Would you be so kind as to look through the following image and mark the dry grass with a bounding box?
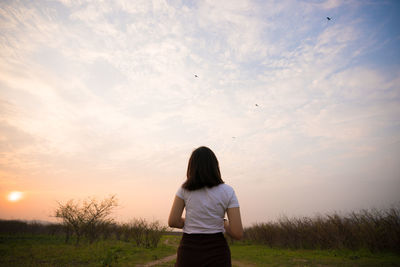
[243,207,400,253]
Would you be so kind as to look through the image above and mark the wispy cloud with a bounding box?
[0,0,399,223]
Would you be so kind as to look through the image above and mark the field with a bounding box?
[230,243,400,267]
[1,207,399,266]
[1,233,400,266]
[0,233,179,266]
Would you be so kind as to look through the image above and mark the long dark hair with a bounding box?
[182,146,224,191]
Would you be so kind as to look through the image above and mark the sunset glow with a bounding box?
[7,191,23,202]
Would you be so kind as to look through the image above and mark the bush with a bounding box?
[54,195,118,245]
[243,207,400,253]
[118,218,167,248]
[0,219,64,236]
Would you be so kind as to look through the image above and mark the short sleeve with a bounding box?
[227,188,240,208]
[176,187,185,200]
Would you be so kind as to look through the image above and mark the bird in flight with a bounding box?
[255,104,259,107]
[194,74,198,78]
[326,17,332,21]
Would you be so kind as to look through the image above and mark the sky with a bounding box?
[0,0,399,227]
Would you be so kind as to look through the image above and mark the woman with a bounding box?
[168,146,243,267]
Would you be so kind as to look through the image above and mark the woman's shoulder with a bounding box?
[216,183,235,193]
[176,186,188,199]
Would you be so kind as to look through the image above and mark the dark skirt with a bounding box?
[175,233,231,267]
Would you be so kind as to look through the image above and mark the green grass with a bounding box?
[230,242,400,267]
[0,234,177,266]
[2,234,400,267]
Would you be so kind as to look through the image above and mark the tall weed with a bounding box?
[243,207,400,253]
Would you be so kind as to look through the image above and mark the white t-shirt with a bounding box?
[176,183,240,234]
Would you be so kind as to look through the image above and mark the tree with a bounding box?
[55,195,118,245]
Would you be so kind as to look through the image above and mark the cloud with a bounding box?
[0,0,399,223]
[318,0,343,10]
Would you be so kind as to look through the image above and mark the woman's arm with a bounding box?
[224,207,243,240]
[168,196,185,229]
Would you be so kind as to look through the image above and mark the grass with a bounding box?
[0,234,177,266]
[243,207,400,252]
[230,242,400,267]
[1,234,400,266]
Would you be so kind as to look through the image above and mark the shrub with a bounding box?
[243,207,400,253]
[54,195,118,245]
[123,218,167,248]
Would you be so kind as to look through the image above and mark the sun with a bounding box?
[7,191,24,202]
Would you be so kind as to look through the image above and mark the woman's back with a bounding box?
[177,184,239,234]
[168,146,243,267]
